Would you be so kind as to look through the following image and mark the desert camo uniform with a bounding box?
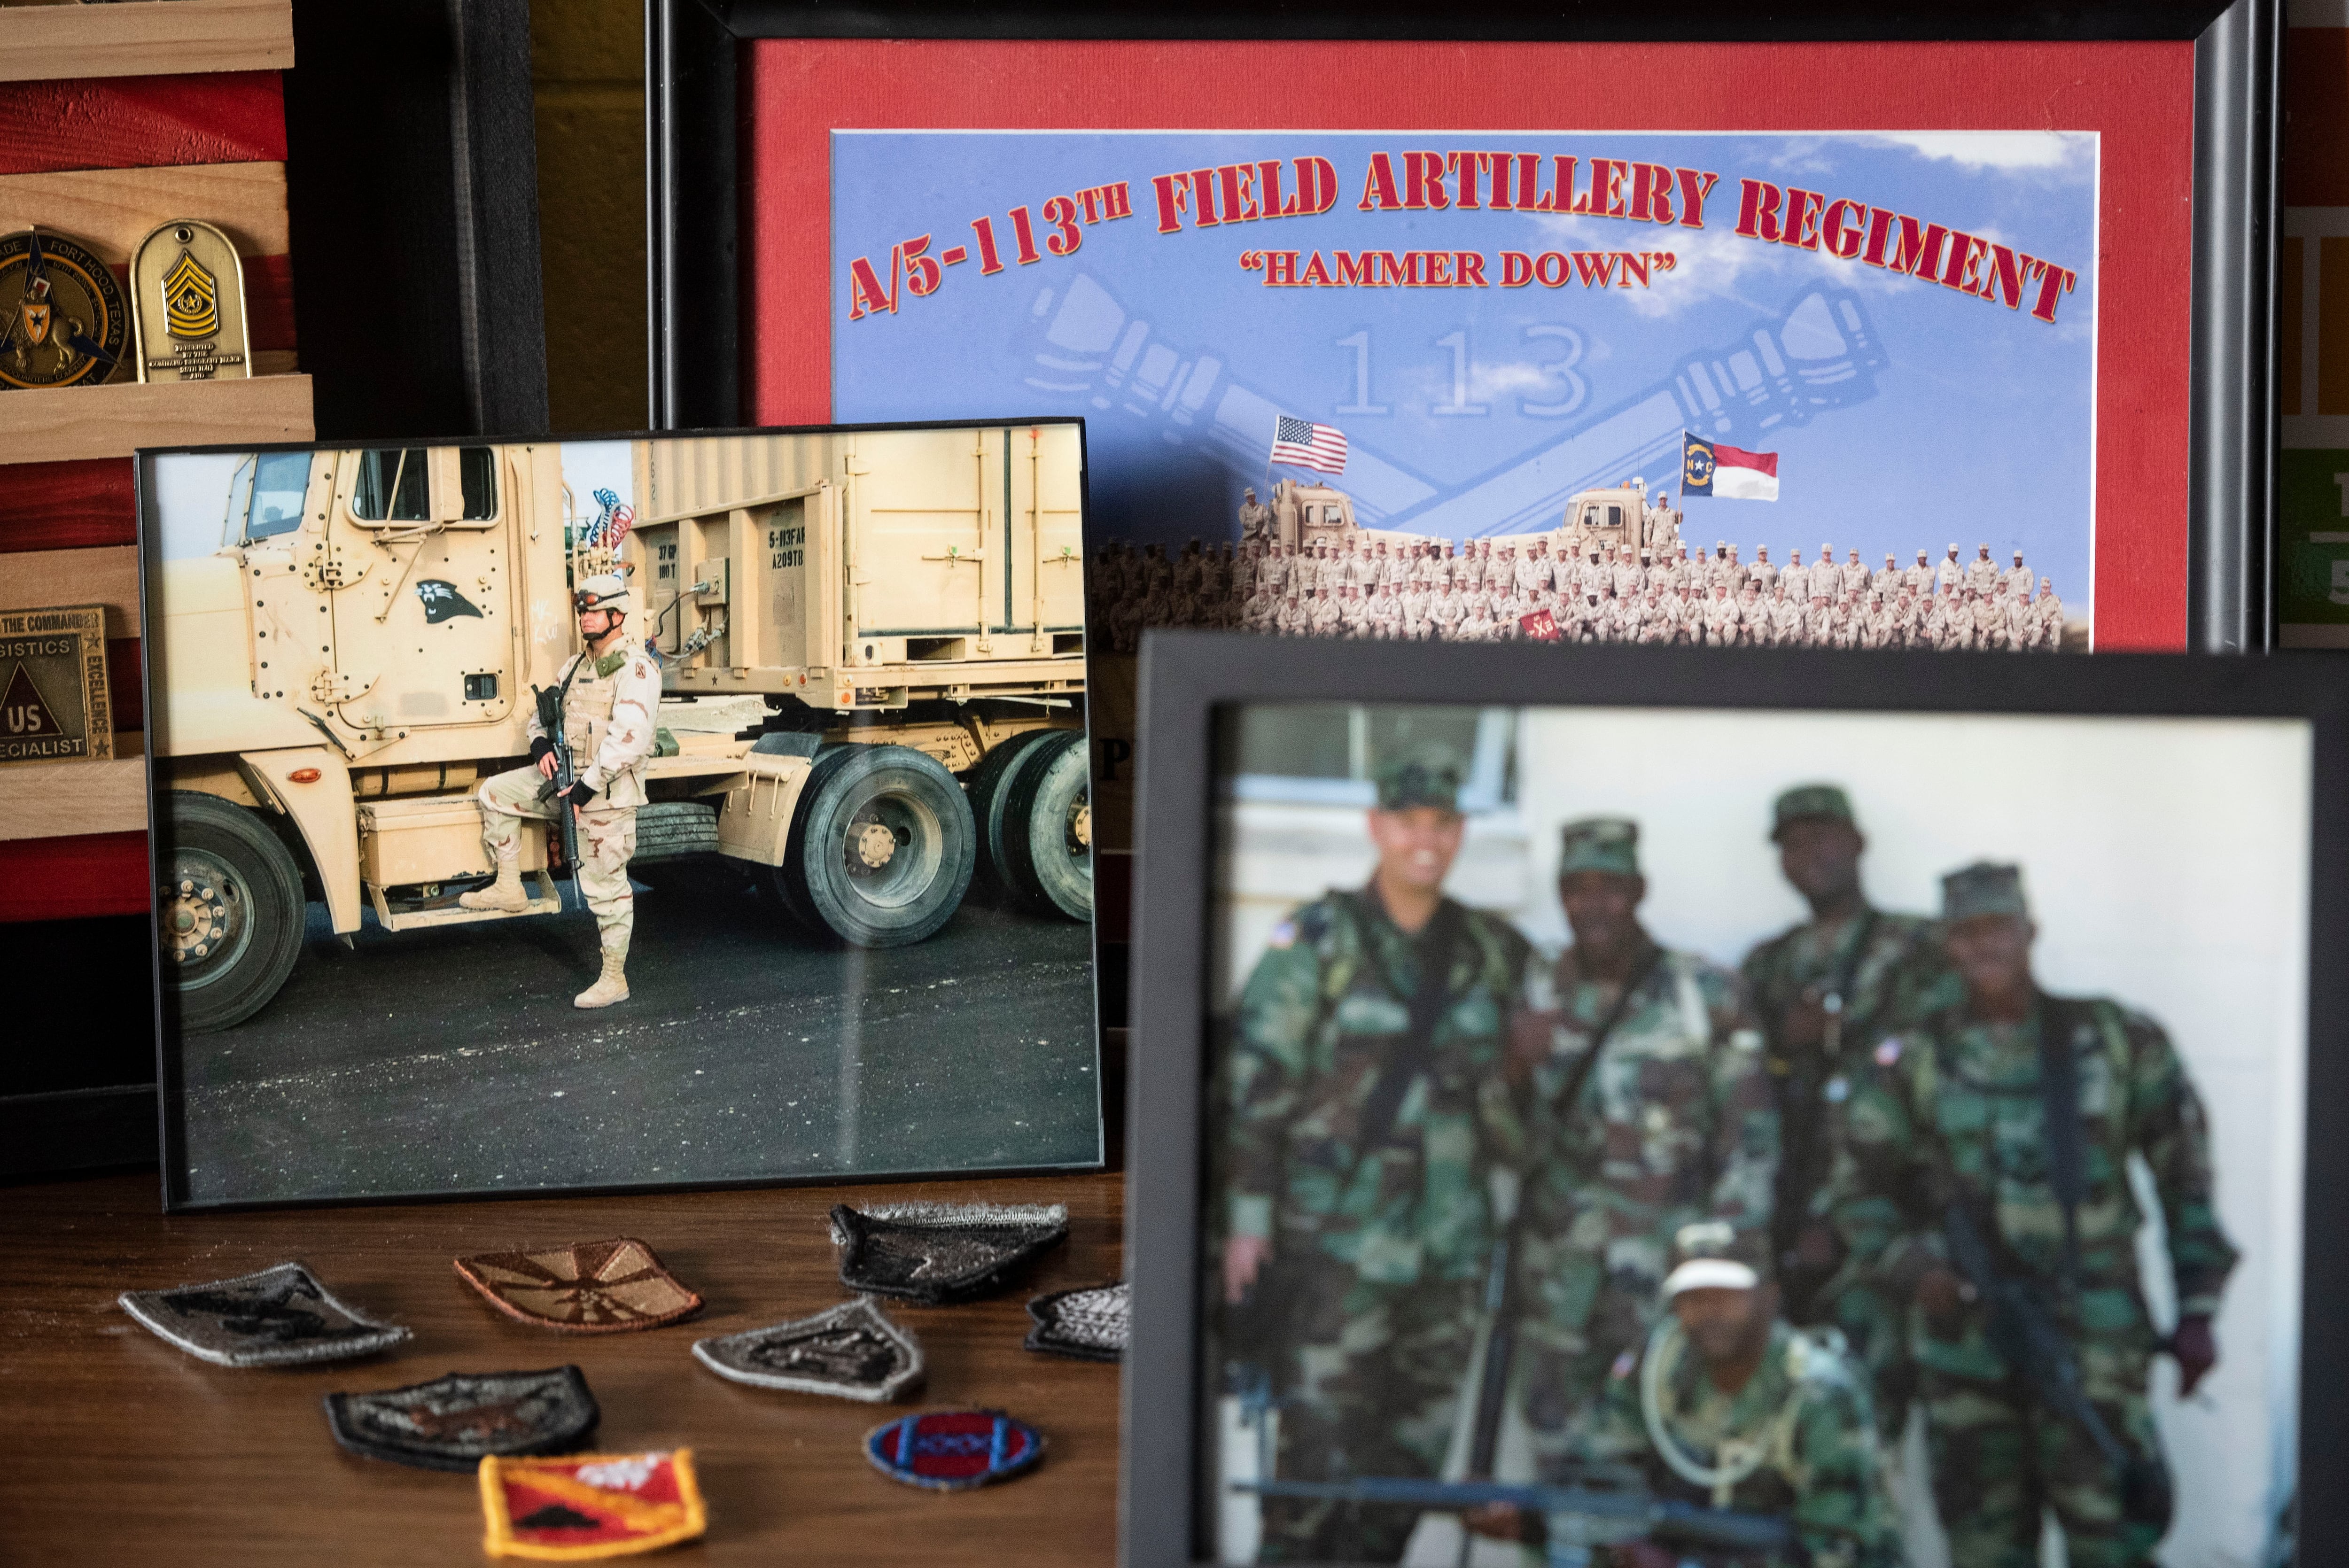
[464,574,657,1006]
[1739,786,1960,1438]
[1225,752,1532,1562]
[1579,1317,1898,1568]
[1496,820,1780,1474]
[1827,863,2237,1568]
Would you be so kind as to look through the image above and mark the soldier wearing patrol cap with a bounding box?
[1497,817,1779,1485]
[1470,1220,1898,1568]
[1828,862,2236,1568]
[1224,744,1532,1562]
[1739,785,1957,1444]
[459,573,659,1008]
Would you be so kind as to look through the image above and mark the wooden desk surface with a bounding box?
[0,1168,1125,1565]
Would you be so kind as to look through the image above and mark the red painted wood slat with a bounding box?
[0,831,149,923]
[0,72,284,178]
[0,457,134,553]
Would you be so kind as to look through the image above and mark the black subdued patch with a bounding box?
[828,1202,1068,1305]
[119,1262,409,1367]
[324,1366,599,1472]
[692,1298,923,1402]
[416,580,483,623]
[1023,1281,1128,1362]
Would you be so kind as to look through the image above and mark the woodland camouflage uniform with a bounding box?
[1739,784,1960,1435]
[1579,1319,1900,1568]
[1223,752,1532,1562]
[1497,820,1780,1476]
[1827,863,2237,1568]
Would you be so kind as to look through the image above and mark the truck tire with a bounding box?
[780,744,975,947]
[999,730,1092,921]
[964,728,1060,902]
[158,790,308,1034]
[630,800,721,863]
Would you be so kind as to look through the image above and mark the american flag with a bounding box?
[1269,415,1347,475]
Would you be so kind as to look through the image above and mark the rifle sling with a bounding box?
[2036,995,2091,1294]
[1347,893,1468,1163]
[1467,944,1667,1478]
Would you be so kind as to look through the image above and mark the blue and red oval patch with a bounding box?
[864,1410,1045,1490]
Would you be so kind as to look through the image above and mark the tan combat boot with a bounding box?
[574,950,630,1009]
[458,860,530,912]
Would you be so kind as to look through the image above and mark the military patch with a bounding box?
[119,1261,409,1367]
[691,1298,924,1402]
[829,1202,1068,1305]
[864,1411,1045,1491]
[325,1366,599,1472]
[1023,1281,1128,1362]
[479,1449,705,1560]
[454,1239,703,1334]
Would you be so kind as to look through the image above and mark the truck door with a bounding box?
[321,445,519,735]
[1003,424,1084,652]
[842,427,997,653]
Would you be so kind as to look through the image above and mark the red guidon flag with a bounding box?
[1518,608,1562,642]
[480,1449,706,1560]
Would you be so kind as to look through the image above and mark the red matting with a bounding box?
[0,832,148,923]
[743,39,2195,650]
[0,72,285,176]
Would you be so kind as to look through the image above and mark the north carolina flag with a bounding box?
[1681,433,1780,501]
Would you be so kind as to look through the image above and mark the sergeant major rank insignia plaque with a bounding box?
[132,219,249,383]
[0,228,127,390]
[0,605,111,766]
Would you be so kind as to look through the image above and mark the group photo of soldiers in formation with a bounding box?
[1094,513,2072,655]
[1218,754,2232,1568]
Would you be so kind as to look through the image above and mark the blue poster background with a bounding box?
[832,131,2097,610]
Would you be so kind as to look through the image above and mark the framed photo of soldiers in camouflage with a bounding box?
[138,420,1104,1208]
[1122,632,2346,1568]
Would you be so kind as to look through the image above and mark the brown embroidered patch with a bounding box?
[454,1238,703,1334]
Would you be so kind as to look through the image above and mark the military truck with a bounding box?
[151,422,1089,1032]
[1260,475,1679,560]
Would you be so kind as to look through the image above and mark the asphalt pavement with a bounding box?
[169,877,1103,1206]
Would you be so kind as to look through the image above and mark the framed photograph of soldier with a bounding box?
[1120,631,2345,1568]
[136,419,1104,1209]
[648,0,2281,1032]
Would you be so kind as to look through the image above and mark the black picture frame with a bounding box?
[1120,629,2343,1567]
[136,415,1104,1212]
[647,0,2279,654]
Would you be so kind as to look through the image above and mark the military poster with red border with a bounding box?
[738,39,2200,897]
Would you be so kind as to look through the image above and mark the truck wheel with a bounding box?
[158,790,308,1033]
[1000,730,1092,921]
[782,744,975,947]
[964,728,1060,901]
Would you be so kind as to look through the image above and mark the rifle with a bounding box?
[1940,1198,2173,1528]
[532,658,584,875]
[1233,1477,1792,1556]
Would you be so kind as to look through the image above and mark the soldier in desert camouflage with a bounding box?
[458,574,655,1009]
